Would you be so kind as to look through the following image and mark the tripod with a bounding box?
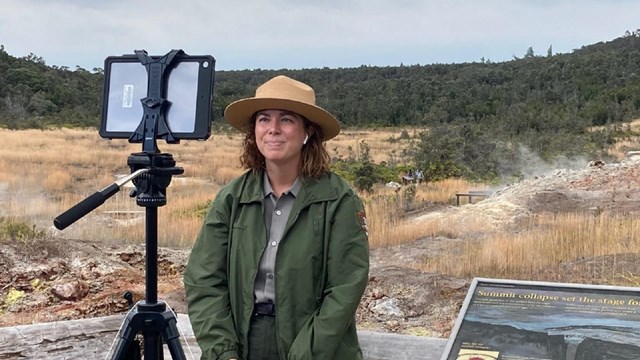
[53,49,213,359]
[108,152,187,360]
[53,151,189,359]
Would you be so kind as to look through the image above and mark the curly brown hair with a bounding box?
[239,116,332,178]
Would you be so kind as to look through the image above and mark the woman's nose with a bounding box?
[267,119,281,133]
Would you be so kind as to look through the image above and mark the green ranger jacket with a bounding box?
[184,170,370,360]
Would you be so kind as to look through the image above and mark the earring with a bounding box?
[303,134,309,145]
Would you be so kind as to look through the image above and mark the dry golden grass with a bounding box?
[607,138,640,161]
[362,179,484,248]
[0,128,236,246]
[591,118,640,160]
[3,127,636,284]
[0,128,432,248]
[420,212,640,282]
[329,128,418,163]
[44,170,73,192]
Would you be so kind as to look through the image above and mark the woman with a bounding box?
[184,75,370,360]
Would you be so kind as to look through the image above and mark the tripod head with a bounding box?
[128,152,183,208]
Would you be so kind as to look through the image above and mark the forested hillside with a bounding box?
[2,33,640,181]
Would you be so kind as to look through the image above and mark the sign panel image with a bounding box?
[441,278,640,360]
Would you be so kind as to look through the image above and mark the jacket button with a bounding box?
[271,241,277,246]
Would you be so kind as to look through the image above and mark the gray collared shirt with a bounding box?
[253,174,302,304]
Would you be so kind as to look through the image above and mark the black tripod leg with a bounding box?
[111,338,141,360]
[111,318,142,360]
[162,313,187,360]
[143,331,164,360]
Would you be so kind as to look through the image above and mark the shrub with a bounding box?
[0,218,46,243]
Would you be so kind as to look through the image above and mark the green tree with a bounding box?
[410,125,465,181]
[525,47,535,58]
[353,141,375,193]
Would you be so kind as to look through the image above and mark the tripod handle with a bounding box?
[54,183,120,230]
[54,169,149,230]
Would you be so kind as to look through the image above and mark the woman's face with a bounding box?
[254,109,307,169]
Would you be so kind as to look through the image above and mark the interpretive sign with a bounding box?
[441,278,640,360]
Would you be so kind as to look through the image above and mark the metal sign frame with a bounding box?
[441,278,640,360]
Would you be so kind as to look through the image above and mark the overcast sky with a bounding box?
[1,0,639,71]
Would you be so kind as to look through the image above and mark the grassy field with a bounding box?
[420,212,640,283]
[0,127,479,248]
[2,127,639,284]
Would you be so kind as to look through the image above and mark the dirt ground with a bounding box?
[2,153,640,339]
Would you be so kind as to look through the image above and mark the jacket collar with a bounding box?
[239,169,338,206]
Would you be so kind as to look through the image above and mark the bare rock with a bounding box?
[51,280,90,301]
[372,298,404,317]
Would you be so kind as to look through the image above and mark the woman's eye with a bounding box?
[282,117,294,123]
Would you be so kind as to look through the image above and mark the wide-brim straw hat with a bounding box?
[224,75,340,140]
